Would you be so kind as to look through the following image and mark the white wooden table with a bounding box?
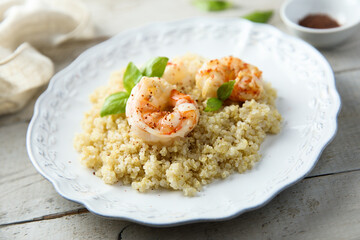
[1,0,360,239]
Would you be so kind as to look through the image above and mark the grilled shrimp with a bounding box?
[126,77,199,144]
[162,54,207,86]
[195,56,263,102]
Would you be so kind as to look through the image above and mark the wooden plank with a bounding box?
[2,170,360,240]
[0,123,82,225]
[0,213,128,240]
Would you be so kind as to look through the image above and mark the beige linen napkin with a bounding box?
[0,0,94,115]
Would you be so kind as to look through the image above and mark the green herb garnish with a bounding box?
[204,98,223,112]
[204,80,235,112]
[217,80,236,101]
[192,0,232,12]
[100,56,169,117]
[141,57,169,77]
[100,92,130,117]
[123,62,143,93]
[242,10,273,23]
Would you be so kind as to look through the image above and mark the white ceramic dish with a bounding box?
[280,0,360,48]
[27,18,340,226]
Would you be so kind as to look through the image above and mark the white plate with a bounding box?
[27,18,340,226]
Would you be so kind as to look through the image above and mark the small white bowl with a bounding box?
[280,0,360,48]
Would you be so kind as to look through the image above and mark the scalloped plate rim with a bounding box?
[26,17,341,226]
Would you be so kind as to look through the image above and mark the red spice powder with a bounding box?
[299,14,340,29]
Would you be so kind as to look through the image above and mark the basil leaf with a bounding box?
[123,62,143,93]
[192,0,232,11]
[242,10,273,23]
[100,91,130,117]
[204,98,223,112]
[217,80,235,101]
[141,57,169,78]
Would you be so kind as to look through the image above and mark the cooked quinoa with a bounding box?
[74,54,282,196]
